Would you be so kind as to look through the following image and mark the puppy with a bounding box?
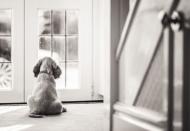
[27,57,66,118]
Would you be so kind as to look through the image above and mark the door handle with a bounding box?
[159,11,184,31]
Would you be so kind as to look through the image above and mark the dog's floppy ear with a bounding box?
[33,59,42,77]
[52,62,62,79]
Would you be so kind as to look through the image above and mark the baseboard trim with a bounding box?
[113,112,165,131]
[113,102,166,129]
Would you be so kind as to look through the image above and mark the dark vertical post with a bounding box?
[182,28,190,131]
[167,27,174,131]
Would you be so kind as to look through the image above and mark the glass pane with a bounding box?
[0,10,11,35]
[66,10,78,35]
[38,36,51,59]
[52,10,65,35]
[66,36,78,61]
[55,62,65,89]
[66,62,79,89]
[52,36,65,62]
[0,37,11,62]
[118,2,163,105]
[0,63,11,89]
[38,10,51,35]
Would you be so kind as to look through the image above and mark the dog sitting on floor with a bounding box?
[27,57,66,118]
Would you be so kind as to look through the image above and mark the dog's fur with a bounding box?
[27,57,66,117]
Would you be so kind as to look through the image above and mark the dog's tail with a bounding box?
[29,113,44,118]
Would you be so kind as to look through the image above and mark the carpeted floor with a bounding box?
[0,103,104,131]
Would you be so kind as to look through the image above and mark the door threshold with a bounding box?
[0,100,103,105]
[62,100,103,104]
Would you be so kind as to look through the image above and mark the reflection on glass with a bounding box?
[52,10,65,35]
[0,10,11,35]
[55,62,65,89]
[66,36,78,60]
[66,62,79,88]
[66,10,78,35]
[0,37,11,62]
[38,36,51,58]
[52,36,65,62]
[0,63,11,89]
[38,10,51,35]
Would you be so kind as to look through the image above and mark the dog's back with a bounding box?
[28,57,65,117]
[29,74,58,114]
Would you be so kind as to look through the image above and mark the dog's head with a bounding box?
[33,57,62,79]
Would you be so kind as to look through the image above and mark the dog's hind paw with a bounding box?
[29,113,44,118]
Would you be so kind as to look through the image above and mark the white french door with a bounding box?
[0,0,24,103]
[25,0,93,101]
[0,0,93,103]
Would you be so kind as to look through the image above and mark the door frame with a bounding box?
[0,0,24,103]
[102,0,120,130]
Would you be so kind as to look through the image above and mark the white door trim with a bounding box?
[0,0,24,103]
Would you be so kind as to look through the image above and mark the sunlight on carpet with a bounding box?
[0,106,24,115]
[0,124,33,131]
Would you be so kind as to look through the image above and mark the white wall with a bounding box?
[92,0,107,97]
[92,1,135,131]
[92,0,128,98]
[92,0,121,130]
